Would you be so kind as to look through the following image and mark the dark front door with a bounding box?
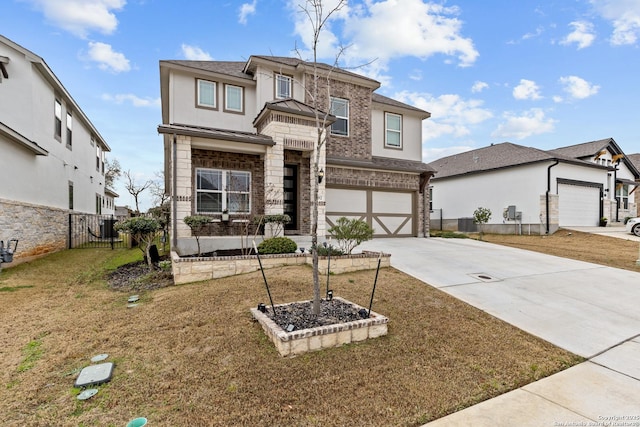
[284,165,298,231]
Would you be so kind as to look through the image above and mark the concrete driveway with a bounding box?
[358,237,640,426]
[564,224,640,242]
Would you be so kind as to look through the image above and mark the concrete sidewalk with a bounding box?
[359,238,640,426]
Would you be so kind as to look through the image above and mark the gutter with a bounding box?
[546,160,559,234]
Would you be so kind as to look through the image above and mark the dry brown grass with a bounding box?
[0,243,583,426]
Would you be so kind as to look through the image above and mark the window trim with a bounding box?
[275,73,293,99]
[54,98,62,141]
[195,168,252,214]
[330,97,349,137]
[224,83,244,114]
[384,111,403,149]
[66,110,73,149]
[196,78,217,110]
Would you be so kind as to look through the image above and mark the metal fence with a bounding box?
[68,214,129,249]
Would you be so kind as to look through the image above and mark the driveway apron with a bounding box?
[359,237,640,426]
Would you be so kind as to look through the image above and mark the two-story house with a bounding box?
[0,35,111,262]
[158,56,434,255]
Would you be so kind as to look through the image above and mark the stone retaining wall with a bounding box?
[0,198,68,262]
[171,250,391,285]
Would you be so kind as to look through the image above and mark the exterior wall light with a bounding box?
[318,168,325,183]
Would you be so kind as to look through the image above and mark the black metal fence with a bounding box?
[68,214,129,249]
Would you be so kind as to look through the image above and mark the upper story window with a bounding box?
[385,112,402,148]
[224,84,244,113]
[197,79,217,108]
[66,111,73,149]
[54,99,62,140]
[96,146,101,172]
[275,74,292,99]
[196,168,251,214]
[330,97,349,136]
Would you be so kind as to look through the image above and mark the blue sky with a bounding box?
[4,0,640,211]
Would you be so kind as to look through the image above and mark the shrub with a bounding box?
[184,215,212,256]
[115,217,160,269]
[257,237,297,254]
[312,244,345,256]
[328,217,374,254]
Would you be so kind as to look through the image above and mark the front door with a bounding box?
[284,165,298,231]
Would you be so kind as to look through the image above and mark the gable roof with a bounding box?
[372,93,431,118]
[0,35,110,151]
[429,142,605,180]
[551,137,640,179]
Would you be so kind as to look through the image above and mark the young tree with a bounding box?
[183,215,211,256]
[115,217,160,270]
[473,207,492,240]
[123,169,152,214]
[298,0,348,315]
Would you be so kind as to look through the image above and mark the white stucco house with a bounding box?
[0,35,112,261]
[428,139,640,235]
[158,56,435,255]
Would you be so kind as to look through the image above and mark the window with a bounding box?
[96,146,101,171]
[196,168,251,214]
[330,97,349,136]
[275,74,292,99]
[66,111,73,148]
[617,184,629,209]
[68,181,74,210]
[385,112,402,148]
[90,136,95,147]
[197,79,216,108]
[225,84,243,112]
[96,194,102,214]
[54,99,62,140]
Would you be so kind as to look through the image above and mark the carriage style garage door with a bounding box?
[326,188,415,237]
[558,181,601,226]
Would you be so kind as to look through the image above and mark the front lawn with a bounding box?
[0,248,580,426]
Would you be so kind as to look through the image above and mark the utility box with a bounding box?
[504,205,517,220]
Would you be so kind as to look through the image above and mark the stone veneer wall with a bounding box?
[171,251,391,284]
[0,198,68,262]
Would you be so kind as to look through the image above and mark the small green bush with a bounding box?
[257,237,297,254]
[312,244,344,256]
[328,217,374,254]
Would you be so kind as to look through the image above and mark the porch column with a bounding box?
[174,135,193,241]
[264,140,284,216]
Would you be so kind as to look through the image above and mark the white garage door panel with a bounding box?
[326,188,414,237]
[558,184,600,226]
[326,189,366,212]
[372,191,412,214]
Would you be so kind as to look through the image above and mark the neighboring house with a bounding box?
[0,35,111,261]
[428,140,639,235]
[102,188,119,216]
[158,56,434,255]
[628,153,640,217]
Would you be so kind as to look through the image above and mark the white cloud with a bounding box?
[591,0,640,45]
[101,93,160,108]
[181,44,213,60]
[288,0,478,79]
[513,79,542,100]
[239,0,257,25]
[561,21,596,49]
[559,75,600,99]
[491,109,556,140]
[471,81,488,93]
[27,0,125,38]
[394,91,493,141]
[87,41,130,73]
[522,26,544,40]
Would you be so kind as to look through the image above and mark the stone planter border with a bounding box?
[250,297,389,357]
[170,250,390,284]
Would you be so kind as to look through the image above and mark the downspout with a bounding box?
[614,162,619,222]
[172,134,178,249]
[546,160,559,235]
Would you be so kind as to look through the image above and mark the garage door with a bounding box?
[558,183,600,226]
[326,188,414,237]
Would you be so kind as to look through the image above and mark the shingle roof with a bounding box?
[628,153,640,170]
[372,93,430,116]
[161,60,251,80]
[157,123,274,146]
[429,142,603,180]
[328,155,435,174]
[550,138,614,159]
